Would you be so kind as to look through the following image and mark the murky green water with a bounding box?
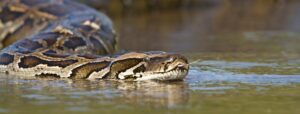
[1,0,300,114]
[0,52,299,114]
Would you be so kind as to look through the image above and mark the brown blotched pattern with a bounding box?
[18,56,78,68]
[109,58,143,79]
[0,53,14,65]
[42,50,69,58]
[0,0,189,81]
[70,61,110,79]
[63,37,87,50]
[34,33,59,46]
[15,39,43,51]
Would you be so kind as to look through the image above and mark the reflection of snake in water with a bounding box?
[71,80,189,106]
[0,0,189,81]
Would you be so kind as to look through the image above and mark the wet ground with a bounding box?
[1,0,300,114]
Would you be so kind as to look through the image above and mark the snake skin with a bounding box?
[0,0,189,81]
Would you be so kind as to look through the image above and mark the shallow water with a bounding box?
[1,0,300,114]
[0,53,300,114]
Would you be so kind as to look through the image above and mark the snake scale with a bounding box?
[0,0,189,81]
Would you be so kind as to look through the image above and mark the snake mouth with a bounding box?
[134,67,189,81]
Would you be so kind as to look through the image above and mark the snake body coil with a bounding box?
[0,0,189,81]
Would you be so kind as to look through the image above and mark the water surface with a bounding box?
[0,52,299,114]
[1,0,300,114]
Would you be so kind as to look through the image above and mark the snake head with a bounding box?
[109,52,189,81]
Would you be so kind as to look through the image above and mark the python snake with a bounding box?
[0,0,189,81]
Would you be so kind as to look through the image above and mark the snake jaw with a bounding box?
[134,67,189,81]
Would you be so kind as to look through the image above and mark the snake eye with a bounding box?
[144,57,150,61]
[165,57,174,63]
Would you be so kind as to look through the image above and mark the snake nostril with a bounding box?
[163,65,168,71]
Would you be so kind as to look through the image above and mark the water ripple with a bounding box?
[187,68,300,85]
